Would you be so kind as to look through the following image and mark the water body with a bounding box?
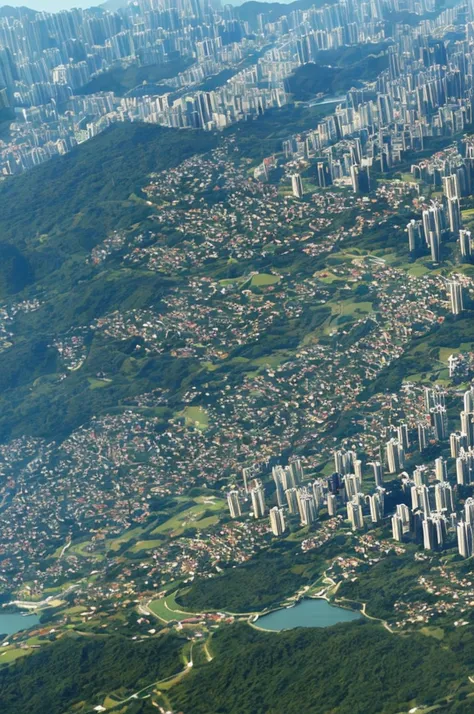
[256,598,361,631]
[0,613,40,637]
[309,95,346,107]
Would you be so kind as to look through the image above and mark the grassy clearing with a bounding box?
[156,667,190,691]
[0,647,33,664]
[407,263,430,277]
[250,273,280,287]
[151,498,225,536]
[149,592,195,622]
[194,495,226,508]
[64,606,85,615]
[192,515,219,529]
[182,406,209,431]
[68,540,105,560]
[404,372,428,383]
[327,251,365,266]
[399,172,420,183]
[203,361,219,371]
[52,543,67,558]
[321,461,334,476]
[251,352,290,368]
[218,276,246,287]
[103,695,120,709]
[108,525,147,552]
[439,343,474,361]
[25,636,44,646]
[128,538,164,553]
[316,271,341,283]
[87,377,112,390]
[419,626,445,640]
[374,251,399,264]
[330,299,373,317]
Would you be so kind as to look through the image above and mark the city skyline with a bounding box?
[6,0,103,11]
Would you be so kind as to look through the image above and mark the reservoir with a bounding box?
[0,613,40,637]
[309,95,346,106]
[256,598,361,631]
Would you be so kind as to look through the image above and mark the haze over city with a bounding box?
[5,0,101,10]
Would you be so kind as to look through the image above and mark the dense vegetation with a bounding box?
[0,122,217,291]
[179,549,310,612]
[0,325,196,442]
[286,52,389,101]
[0,122,219,440]
[77,57,191,96]
[226,102,335,159]
[0,106,14,138]
[171,621,473,714]
[338,552,435,620]
[0,102,343,442]
[314,41,393,68]
[4,620,474,714]
[361,309,474,398]
[178,538,346,612]
[195,67,238,92]
[0,633,184,714]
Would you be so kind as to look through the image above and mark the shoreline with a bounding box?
[249,595,364,632]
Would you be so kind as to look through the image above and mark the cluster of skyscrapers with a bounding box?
[387,386,474,557]
[279,1,474,195]
[226,384,474,560]
[2,0,474,175]
[405,144,474,266]
[227,451,386,535]
[0,0,270,172]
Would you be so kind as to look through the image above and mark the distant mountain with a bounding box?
[235,0,336,28]
[100,0,128,10]
[0,5,37,17]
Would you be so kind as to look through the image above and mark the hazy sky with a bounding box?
[4,0,291,13]
[7,0,103,10]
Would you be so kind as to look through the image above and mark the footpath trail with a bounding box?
[334,596,394,633]
[89,642,196,713]
[359,601,394,634]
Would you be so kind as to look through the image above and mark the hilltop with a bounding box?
[0,122,217,297]
[0,122,218,440]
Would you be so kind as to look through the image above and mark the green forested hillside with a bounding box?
[313,41,392,67]
[1,620,472,714]
[286,53,389,101]
[0,122,217,295]
[225,102,336,159]
[178,539,343,612]
[77,58,191,96]
[0,105,343,442]
[360,309,474,399]
[0,122,218,440]
[170,622,474,714]
[0,633,184,714]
